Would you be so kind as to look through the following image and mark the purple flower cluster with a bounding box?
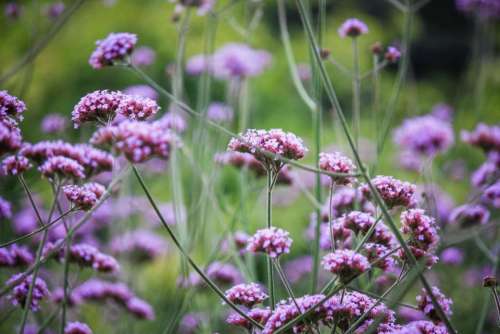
[63,182,105,210]
[339,211,376,234]
[399,209,439,265]
[322,249,370,282]
[1,154,31,175]
[449,204,490,226]
[0,196,12,219]
[212,43,272,79]
[41,113,67,134]
[319,152,357,185]
[7,273,50,311]
[482,182,500,207]
[390,320,448,334]
[0,244,34,267]
[461,123,500,152]
[186,54,211,75]
[155,110,188,133]
[247,227,292,258]
[0,117,22,156]
[215,151,265,175]
[385,46,401,63]
[131,46,156,67]
[123,85,158,101]
[46,2,65,19]
[116,94,159,121]
[338,18,369,38]
[226,307,271,330]
[224,283,268,307]
[321,187,375,219]
[180,262,243,288]
[416,286,453,323]
[456,0,500,18]
[206,102,234,123]
[49,242,119,273]
[89,32,137,69]
[64,322,93,334]
[0,90,26,120]
[363,243,395,270]
[91,120,180,163]
[110,229,168,261]
[39,156,85,180]
[71,90,122,127]
[361,176,416,209]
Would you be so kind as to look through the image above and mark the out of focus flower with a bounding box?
[111,229,168,261]
[385,46,401,63]
[123,85,158,101]
[397,307,426,322]
[41,113,67,134]
[360,175,416,209]
[416,286,453,323]
[399,209,439,266]
[417,184,455,225]
[64,322,92,334]
[338,18,369,38]
[72,90,123,127]
[179,313,205,334]
[461,123,500,152]
[0,118,22,155]
[224,283,268,307]
[394,115,454,157]
[155,109,188,133]
[471,160,499,188]
[116,94,159,121]
[51,287,82,307]
[297,63,312,81]
[171,0,216,16]
[363,243,395,271]
[131,46,156,67]
[4,2,22,19]
[283,256,313,284]
[7,273,49,311]
[321,187,375,219]
[0,244,34,267]
[226,308,271,330]
[449,204,490,226]
[39,156,86,180]
[89,32,137,69]
[46,2,65,19]
[482,182,500,208]
[185,54,212,75]
[126,297,155,320]
[431,103,454,123]
[247,227,292,258]
[456,0,500,18]
[0,196,12,219]
[205,262,242,286]
[322,249,370,282]
[212,43,271,79]
[338,211,375,235]
[1,154,31,175]
[392,320,448,334]
[206,102,233,123]
[319,152,356,185]
[440,247,464,265]
[0,90,26,121]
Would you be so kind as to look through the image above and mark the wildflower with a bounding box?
[322,250,370,282]
[212,43,271,79]
[116,94,159,121]
[126,297,155,320]
[319,152,357,185]
[449,204,490,226]
[385,46,401,63]
[39,156,85,180]
[339,211,375,234]
[321,187,375,219]
[110,229,168,261]
[92,253,120,273]
[297,63,312,81]
[7,273,49,311]
[416,286,453,323]
[89,32,137,69]
[155,109,188,133]
[461,123,500,152]
[131,46,156,67]
[0,245,34,267]
[91,120,181,163]
[391,320,448,334]
[179,313,205,333]
[471,160,499,187]
[247,227,293,258]
[206,262,243,286]
[63,183,105,210]
[440,247,464,265]
[228,129,307,170]
[369,223,397,248]
[431,103,454,123]
[456,0,500,18]
[360,175,416,209]
[171,0,216,16]
[482,182,500,208]
[51,287,82,307]
[394,115,454,157]
[1,154,31,175]
[224,283,268,307]
[0,118,22,155]
[400,209,439,253]
[46,2,65,19]
[74,279,133,304]
[123,85,158,101]
[185,54,212,75]
[0,196,12,219]
[0,90,26,121]
[363,243,395,271]
[215,151,265,175]
[416,184,455,225]
[283,256,313,284]
[64,322,93,334]
[4,2,22,19]
[206,102,233,123]
[226,307,271,330]
[41,113,67,134]
[72,90,123,127]
[338,18,369,38]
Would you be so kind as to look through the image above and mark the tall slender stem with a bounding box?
[328,181,335,250]
[372,53,380,169]
[266,168,275,309]
[60,230,73,334]
[352,37,361,150]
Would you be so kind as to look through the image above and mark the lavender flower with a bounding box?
[449,204,490,226]
[89,32,137,69]
[7,273,49,311]
[63,182,105,210]
[322,250,370,282]
[39,156,86,180]
[155,109,188,133]
[0,90,26,121]
[179,313,205,334]
[172,0,216,16]
[74,279,133,304]
[206,102,233,123]
[319,152,357,185]
[226,307,271,330]
[185,54,212,75]
[46,2,65,19]
[110,229,168,261]
[1,154,31,175]
[126,297,155,320]
[360,175,417,209]
[0,196,12,219]
[440,247,464,265]
[400,209,439,253]
[338,18,369,38]
[339,211,375,234]
[64,322,92,334]
[4,2,22,19]
[206,262,243,286]
[431,103,454,123]
[131,46,156,67]
[283,256,313,284]
[51,287,82,306]
[0,118,22,155]
[482,182,500,208]
[0,244,34,267]
[385,46,401,63]
[461,123,500,152]
[224,283,268,307]
[416,286,453,323]
[212,43,271,79]
[391,320,448,334]
[363,243,395,271]
[123,85,158,101]
[247,227,292,258]
[321,186,375,219]
[394,115,454,157]
[41,113,67,134]
[116,94,159,121]
[456,0,500,18]
[72,90,123,127]
[471,160,499,187]
[297,63,312,81]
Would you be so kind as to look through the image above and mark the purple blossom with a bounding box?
[212,43,271,79]
[224,283,268,307]
[361,175,417,209]
[206,102,233,123]
[111,229,168,261]
[283,256,313,284]
[416,184,455,225]
[89,32,137,69]
[440,247,464,265]
[4,2,22,19]
[247,227,293,258]
[172,0,216,16]
[385,46,401,63]
[321,187,375,219]
[7,273,49,311]
[363,243,395,271]
[126,297,155,320]
[391,320,448,334]
[46,2,65,19]
[431,103,454,123]
[155,109,188,133]
[0,244,34,267]
[449,204,490,226]
[398,307,426,322]
[0,118,22,155]
[51,287,82,306]
[461,123,500,152]
[319,152,356,185]
[41,113,67,134]
[206,262,243,286]
[123,85,158,101]
[64,322,92,334]
[0,90,26,121]
[63,182,105,210]
[400,209,439,253]
[456,0,500,18]
[297,63,312,81]
[39,156,85,180]
[370,223,397,248]
[322,249,370,282]
[226,307,271,330]
[72,90,123,127]
[394,115,454,157]
[338,18,369,38]
[471,160,499,188]
[131,46,156,67]
[179,313,205,334]
[339,211,376,234]
[482,182,500,207]
[0,196,12,219]
[116,94,159,121]
[416,286,453,323]
[185,54,212,75]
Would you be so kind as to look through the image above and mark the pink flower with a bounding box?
[1,155,31,175]
[224,283,268,307]
[89,32,137,69]
[338,18,369,38]
[319,152,356,185]
[39,156,85,180]
[63,182,105,210]
[322,249,370,282]
[360,175,416,209]
[116,94,159,121]
[416,286,453,323]
[247,227,292,258]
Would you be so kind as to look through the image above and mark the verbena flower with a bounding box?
[390,320,448,334]
[7,273,49,311]
[116,94,159,121]
[41,113,67,134]
[123,85,158,101]
[363,243,395,271]
[400,209,439,253]
[52,242,119,273]
[449,204,490,226]
[45,2,65,19]
[226,307,271,330]
[51,287,82,307]
[360,175,417,209]
[89,32,137,69]
[394,115,454,157]
[319,152,357,185]
[39,156,85,180]
[338,18,369,38]
[0,244,34,267]
[171,0,216,16]
[64,322,93,334]
[456,0,500,18]
[416,286,453,323]
[1,154,31,175]
[247,227,292,258]
[0,90,26,121]
[131,46,156,67]
[4,2,23,19]
[321,187,375,219]
[126,297,155,320]
[212,43,271,79]
[482,182,500,208]
[339,211,375,234]
[72,90,123,127]
[322,250,370,282]
[179,313,205,333]
[283,256,313,284]
[186,54,212,75]
[461,123,500,152]
[471,159,499,188]
[206,102,233,123]
[63,182,105,210]
[155,109,188,133]
[0,118,22,155]
[440,247,464,265]
[110,229,168,261]
[0,196,12,219]
[385,46,401,63]
[224,283,268,307]
[431,103,454,123]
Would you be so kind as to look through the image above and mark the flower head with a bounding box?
[39,156,85,180]
[72,90,123,127]
[224,283,268,307]
[131,46,156,67]
[89,32,137,69]
[449,204,489,227]
[46,2,65,19]
[0,196,12,219]
[207,102,233,123]
[186,54,212,75]
[339,211,375,234]
[247,227,292,258]
[483,182,500,208]
[0,118,22,155]
[385,46,401,63]
[1,154,31,175]
[338,18,369,38]
[212,43,271,79]
[456,0,500,18]
[322,250,370,282]
[7,273,49,311]
[361,175,416,209]
[41,113,67,134]
[400,209,439,252]
[126,297,155,320]
[461,123,500,152]
[63,182,105,210]
[416,286,453,323]
[64,322,93,334]
[0,90,26,121]
[226,307,271,330]
[116,94,159,121]
[123,85,158,101]
[111,229,168,261]
[319,152,356,185]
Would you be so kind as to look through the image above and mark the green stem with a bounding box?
[266,169,275,309]
[372,54,380,168]
[352,37,361,150]
[60,230,73,334]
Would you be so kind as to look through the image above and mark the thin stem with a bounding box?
[273,259,299,310]
[347,286,419,310]
[351,37,361,150]
[60,230,73,334]
[328,181,335,251]
[266,169,275,309]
